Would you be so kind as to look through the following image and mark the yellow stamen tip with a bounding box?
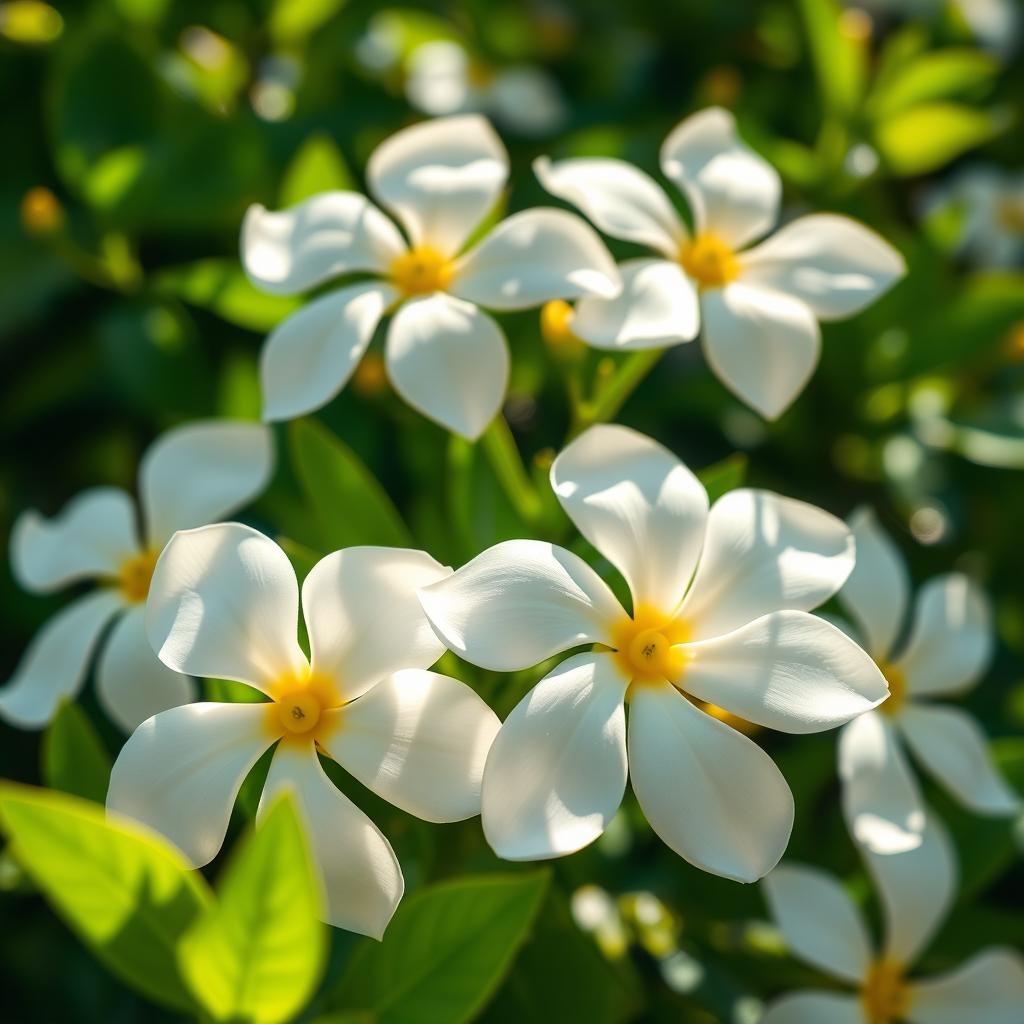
[390,245,453,297]
[610,605,689,685]
[878,661,907,717]
[276,690,322,735]
[679,233,739,289]
[117,549,158,605]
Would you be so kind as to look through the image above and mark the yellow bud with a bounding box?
[541,299,585,364]
[0,1,63,44]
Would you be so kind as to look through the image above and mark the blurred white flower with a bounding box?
[420,424,887,878]
[107,523,499,937]
[405,40,567,137]
[535,107,905,419]
[836,508,1019,854]
[925,165,1024,269]
[242,114,620,439]
[762,812,1024,1024]
[0,422,272,733]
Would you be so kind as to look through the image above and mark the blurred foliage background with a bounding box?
[1,0,1022,1021]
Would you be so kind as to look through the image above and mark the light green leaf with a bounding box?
[797,0,865,117]
[179,793,327,1024]
[875,102,1007,176]
[289,418,412,549]
[868,48,998,121]
[269,0,347,44]
[331,872,550,1024]
[155,259,302,332]
[280,133,355,207]
[41,702,112,804]
[697,454,748,504]
[0,783,210,1012]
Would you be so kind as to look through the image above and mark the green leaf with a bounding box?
[179,793,327,1024]
[289,418,412,549]
[797,0,865,116]
[269,0,347,45]
[41,702,112,804]
[331,872,550,1024]
[0,783,210,1012]
[697,454,748,504]
[875,102,1007,176]
[280,133,355,207]
[868,48,998,121]
[155,259,302,331]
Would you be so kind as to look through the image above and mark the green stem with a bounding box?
[479,416,544,527]
[572,348,665,437]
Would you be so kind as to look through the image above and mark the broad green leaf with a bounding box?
[875,102,1006,175]
[697,454,748,504]
[179,793,327,1024]
[797,0,865,116]
[868,48,998,121]
[331,872,550,1024]
[270,0,347,45]
[289,418,412,549]
[155,259,302,331]
[280,133,355,207]
[0,783,210,1012]
[41,702,112,804]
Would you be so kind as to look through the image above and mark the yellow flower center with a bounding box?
[679,233,739,288]
[390,245,453,297]
[609,606,689,685]
[540,299,577,345]
[267,669,340,743]
[861,960,910,1024]
[878,661,907,717]
[117,549,159,604]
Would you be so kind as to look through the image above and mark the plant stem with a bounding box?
[572,348,665,437]
[479,415,544,527]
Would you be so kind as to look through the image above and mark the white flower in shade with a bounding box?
[242,113,619,440]
[107,523,500,938]
[405,40,567,137]
[419,424,887,879]
[835,508,1019,855]
[534,106,905,419]
[762,812,1024,1024]
[0,422,272,733]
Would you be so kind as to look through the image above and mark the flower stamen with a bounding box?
[679,233,739,289]
[267,669,340,743]
[390,245,453,297]
[117,549,159,604]
[878,661,907,717]
[610,605,689,685]
[861,959,910,1024]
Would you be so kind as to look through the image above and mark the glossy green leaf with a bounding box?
[868,48,998,121]
[280,133,355,207]
[289,417,412,549]
[331,872,550,1024]
[179,793,327,1024]
[0,783,210,1012]
[41,702,112,804]
[875,102,1006,175]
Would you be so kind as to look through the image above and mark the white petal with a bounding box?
[532,155,686,256]
[628,681,793,881]
[241,192,405,295]
[838,507,910,660]
[146,523,306,693]
[897,575,993,697]
[302,546,451,703]
[900,703,1020,815]
[570,258,700,349]
[320,669,499,823]
[701,283,821,420]
[760,992,866,1024]
[481,652,627,860]
[451,208,621,310]
[660,106,780,247]
[838,711,926,854]
[12,488,138,593]
[679,489,854,641]
[0,590,122,729]
[907,949,1024,1024]
[107,702,274,866]
[259,742,404,938]
[418,539,623,672]
[742,214,905,321]
[139,421,274,546]
[384,293,509,440]
[679,611,887,734]
[366,113,508,256]
[863,811,956,965]
[96,607,196,733]
[763,864,872,984]
[550,423,708,614]
[260,282,395,423]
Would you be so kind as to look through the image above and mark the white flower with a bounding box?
[107,523,500,938]
[835,508,1019,854]
[762,812,1024,1024]
[242,113,619,440]
[405,40,567,137]
[419,423,887,879]
[534,107,905,419]
[924,165,1024,269]
[0,422,272,733]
